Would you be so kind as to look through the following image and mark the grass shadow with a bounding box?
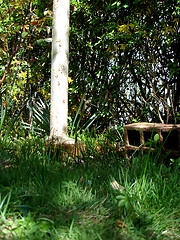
[0,137,179,239]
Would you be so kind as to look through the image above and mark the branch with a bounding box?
[0,45,21,87]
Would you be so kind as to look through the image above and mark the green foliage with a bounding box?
[21,96,50,136]
[0,0,52,128]
[111,156,179,237]
[69,0,180,126]
[0,66,19,136]
[0,0,179,136]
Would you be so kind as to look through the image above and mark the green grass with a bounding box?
[0,136,179,240]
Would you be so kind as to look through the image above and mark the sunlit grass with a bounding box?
[0,137,179,239]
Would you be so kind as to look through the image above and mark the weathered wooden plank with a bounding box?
[124,123,180,159]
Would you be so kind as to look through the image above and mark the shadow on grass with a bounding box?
[0,138,179,239]
[0,139,130,240]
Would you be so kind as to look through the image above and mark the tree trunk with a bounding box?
[50,0,73,143]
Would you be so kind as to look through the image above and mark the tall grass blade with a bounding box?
[10,105,25,130]
[81,111,101,132]
[0,97,6,132]
[0,191,11,223]
[70,93,86,137]
[0,66,19,133]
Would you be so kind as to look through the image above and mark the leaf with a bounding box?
[154,133,159,143]
[36,39,44,44]
[111,180,125,192]
[110,180,120,190]
[116,219,123,224]
[116,220,127,228]
[22,32,28,38]
[17,205,32,216]
[125,200,130,210]
[123,5,129,8]
[116,194,125,200]
[118,199,126,207]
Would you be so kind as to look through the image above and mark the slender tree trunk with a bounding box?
[50,0,73,143]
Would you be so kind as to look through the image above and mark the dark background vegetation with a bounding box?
[0,0,179,137]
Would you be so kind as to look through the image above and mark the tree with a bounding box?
[0,0,52,131]
[69,0,180,126]
[50,0,74,142]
